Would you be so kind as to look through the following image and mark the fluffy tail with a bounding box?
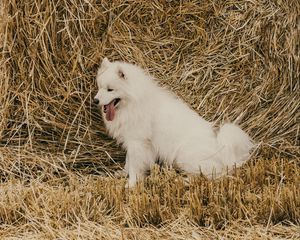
[217,123,253,169]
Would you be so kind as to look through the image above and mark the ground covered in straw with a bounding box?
[0,0,299,239]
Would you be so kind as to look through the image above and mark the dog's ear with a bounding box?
[101,57,110,68]
[118,67,125,79]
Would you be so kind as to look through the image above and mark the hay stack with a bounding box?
[0,0,299,237]
[1,0,299,157]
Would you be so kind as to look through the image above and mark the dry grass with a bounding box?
[0,0,299,239]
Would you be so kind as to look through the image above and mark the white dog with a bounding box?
[94,58,253,187]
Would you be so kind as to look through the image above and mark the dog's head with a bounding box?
[94,58,130,121]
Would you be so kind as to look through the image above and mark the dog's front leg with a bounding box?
[126,141,155,188]
[124,155,129,173]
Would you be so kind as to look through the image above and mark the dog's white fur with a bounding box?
[94,58,253,187]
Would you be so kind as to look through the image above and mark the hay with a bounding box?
[0,149,299,238]
[0,0,299,238]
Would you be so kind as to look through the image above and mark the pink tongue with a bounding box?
[105,101,115,121]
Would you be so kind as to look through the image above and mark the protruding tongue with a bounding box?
[105,100,115,121]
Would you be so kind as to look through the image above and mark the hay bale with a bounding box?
[0,0,299,159]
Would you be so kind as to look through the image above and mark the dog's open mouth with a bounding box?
[103,98,120,121]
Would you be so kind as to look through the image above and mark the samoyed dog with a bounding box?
[94,58,253,187]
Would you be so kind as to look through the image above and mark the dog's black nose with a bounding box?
[93,98,99,105]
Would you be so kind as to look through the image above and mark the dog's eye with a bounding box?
[107,88,113,92]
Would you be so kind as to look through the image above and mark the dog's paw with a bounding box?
[125,177,137,189]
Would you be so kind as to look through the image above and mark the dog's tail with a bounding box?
[217,123,253,169]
